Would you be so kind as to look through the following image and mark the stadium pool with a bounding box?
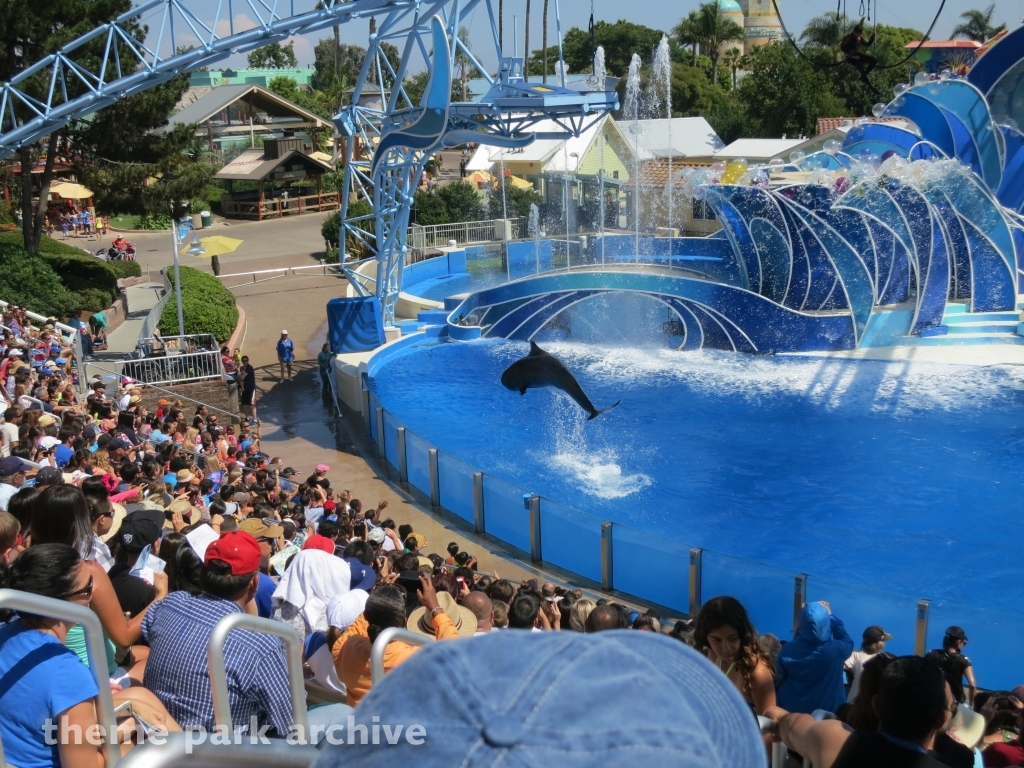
[370,338,1024,615]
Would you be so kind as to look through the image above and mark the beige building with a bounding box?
[624,160,722,237]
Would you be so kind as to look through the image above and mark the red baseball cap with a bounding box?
[205,530,261,575]
[301,534,335,554]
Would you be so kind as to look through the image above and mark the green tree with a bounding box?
[542,0,550,83]
[487,177,541,219]
[561,20,667,77]
[403,70,431,106]
[674,11,701,67]
[312,39,367,91]
[687,2,745,85]
[454,26,477,101]
[247,41,298,69]
[800,12,855,57]
[314,0,341,78]
[268,75,301,102]
[413,190,449,224]
[733,42,845,138]
[722,47,742,88]
[951,4,1005,43]
[0,0,147,252]
[437,181,484,222]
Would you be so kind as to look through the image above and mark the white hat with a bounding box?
[367,527,386,544]
[281,329,288,334]
[38,436,60,449]
[326,589,369,630]
[947,703,986,750]
[7,349,22,357]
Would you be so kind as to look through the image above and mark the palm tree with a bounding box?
[723,47,742,88]
[523,0,531,82]
[691,1,745,85]
[951,4,1006,43]
[673,11,701,66]
[542,0,550,83]
[314,0,341,76]
[455,26,475,101]
[800,12,855,59]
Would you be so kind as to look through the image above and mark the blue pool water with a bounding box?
[370,339,1024,612]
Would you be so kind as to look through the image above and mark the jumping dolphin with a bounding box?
[500,341,621,420]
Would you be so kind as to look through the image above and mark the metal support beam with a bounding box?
[601,522,614,591]
[915,599,930,657]
[689,548,703,617]
[473,472,485,533]
[428,448,440,509]
[793,574,808,638]
[397,426,408,485]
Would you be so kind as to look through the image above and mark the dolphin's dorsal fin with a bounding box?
[529,341,545,356]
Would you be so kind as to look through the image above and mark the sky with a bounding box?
[178,0,1024,76]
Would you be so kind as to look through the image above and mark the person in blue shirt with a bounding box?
[0,543,179,768]
[776,601,854,715]
[276,330,294,383]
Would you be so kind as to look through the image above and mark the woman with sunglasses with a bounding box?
[0,544,178,768]
[29,486,168,653]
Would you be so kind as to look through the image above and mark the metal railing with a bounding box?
[370,627,434,684]
[84,363,239,421]
[86,345,223,387]
[217,263,345,289]
[0,298,85,392]
[408,217,527,250]
[220,191,340,220]
[0,588,120,768]
[207,613,309,741]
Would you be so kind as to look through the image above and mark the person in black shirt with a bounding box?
[925,626,976,705]
[765,655,953,768]
[239,355,257,424]
[108,511,162,618]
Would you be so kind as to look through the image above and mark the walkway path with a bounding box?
[93,282,165,362]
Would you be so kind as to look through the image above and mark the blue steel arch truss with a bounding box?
[0,0,617,327]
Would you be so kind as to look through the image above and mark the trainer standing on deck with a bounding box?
[318,343,334,405]
[240,355,257,424]
[276,330,294,383]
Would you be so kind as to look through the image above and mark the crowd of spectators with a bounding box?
[0,356,1020,766]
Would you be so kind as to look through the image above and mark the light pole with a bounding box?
[170,201,185,339]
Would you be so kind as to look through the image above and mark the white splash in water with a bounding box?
[550,449,653,499]
[592,45,606,82]
[624,54,642,121]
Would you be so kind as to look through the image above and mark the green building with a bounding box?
[189,67,315,89]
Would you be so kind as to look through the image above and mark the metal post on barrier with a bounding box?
[526,493,542,562]
[601,522,613,591]
[915,599,930,656]
[207,613,309,742]
[793,574,808,637]
[473,472,485,533]
[689,548,703,617]
[371,628,434,684]
[0,589,121,767]
[361,375,371,436]
[397,427,408,486]
[375,407,385,461]
[428,449,440,509]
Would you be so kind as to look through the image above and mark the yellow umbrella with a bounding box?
[197,235,243,257]
[50,181,94,199]
[507,175,533,190]
[468,170,492,184]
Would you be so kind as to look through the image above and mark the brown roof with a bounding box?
[214,148,333,181]
[622,159,714,189]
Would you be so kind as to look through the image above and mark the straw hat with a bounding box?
[407,591,477,637]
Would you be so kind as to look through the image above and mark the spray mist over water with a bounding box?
[625,54,642,262]
[592,45,606,83]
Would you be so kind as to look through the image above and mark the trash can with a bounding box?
[191,213,202,230]
[201,210,212,228]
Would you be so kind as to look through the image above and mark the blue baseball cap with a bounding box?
[330,630,765,766]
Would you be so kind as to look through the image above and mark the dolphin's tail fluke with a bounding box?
[587,400,622,421]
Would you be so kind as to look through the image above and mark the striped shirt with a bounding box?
[140,591,294,735]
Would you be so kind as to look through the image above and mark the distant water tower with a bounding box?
[740,0,783,50]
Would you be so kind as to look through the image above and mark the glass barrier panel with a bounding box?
[702,550,796,641]
[436,452,475,524]
[382,412,400,469]
[482,474,531,553]
[538,499,602,583]
[611,525,690,615]
[806,575,920,660]
[405,431,432,498]
[926,599,1024,691]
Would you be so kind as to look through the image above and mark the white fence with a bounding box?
[408,217,528,250]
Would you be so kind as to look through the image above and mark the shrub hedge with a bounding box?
[0,244,68,317]
[159,266,238,342]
